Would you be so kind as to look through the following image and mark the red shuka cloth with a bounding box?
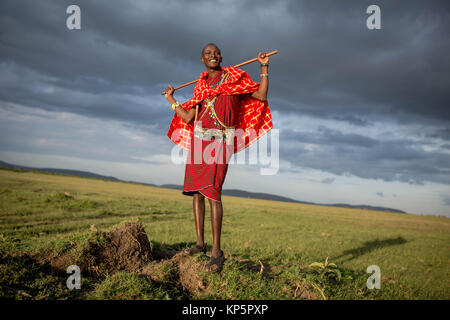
[167,66,273,154]
[182,71,237,201]
[167,66,274,202]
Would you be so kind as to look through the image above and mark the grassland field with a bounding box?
[0,168,448,300]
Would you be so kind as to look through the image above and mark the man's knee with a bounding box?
[194,192,205,200]
[208,198,222,207]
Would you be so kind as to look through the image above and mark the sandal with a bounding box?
[183,243,207,255]
[205,250,225,273]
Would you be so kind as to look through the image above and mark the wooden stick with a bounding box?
[0,284,32,298]
[162,50,278,93]
[233,50,278,69]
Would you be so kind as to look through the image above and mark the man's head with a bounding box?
[201,43,222,69]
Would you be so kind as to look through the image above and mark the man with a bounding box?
[163,43,272,273]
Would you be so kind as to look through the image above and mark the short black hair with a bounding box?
[201,43,221,56]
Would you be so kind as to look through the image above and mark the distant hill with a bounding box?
[0,160,405,214]
[160,184,406,213]
[0,160,120,181]
[160,185,314,204]
[0,160,158,187]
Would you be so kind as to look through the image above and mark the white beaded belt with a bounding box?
[193,125,235,145]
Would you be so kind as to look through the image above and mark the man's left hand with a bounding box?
[257,52,269,65]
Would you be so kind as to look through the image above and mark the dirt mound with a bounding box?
[48,223,211,297]
[50,223,153,277]
[174,254,209,296]
[140,252,210,298]
[93,223,153,274]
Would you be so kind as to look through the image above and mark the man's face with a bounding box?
[201,45,222,68]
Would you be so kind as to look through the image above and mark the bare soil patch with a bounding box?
[140,253,210,297]
[49,223,152,277]
[47,223,211,297]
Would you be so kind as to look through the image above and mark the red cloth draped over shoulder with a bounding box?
[167,66,273,153]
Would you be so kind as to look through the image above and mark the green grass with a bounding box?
[0,167,449,300]
[86,272,183,300]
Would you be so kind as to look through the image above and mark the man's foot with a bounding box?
[183,243,207,256]
[205,250,225,273]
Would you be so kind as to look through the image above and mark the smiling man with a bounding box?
[163,43,273,273]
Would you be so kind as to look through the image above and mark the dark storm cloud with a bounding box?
[2,0,449,123]
[1,0,449,184]
[331,115,371,127]
[279,129,450,185]
[274,0,450,124]
[443,195,450,206]
[321,177,335,184]
[283,127,378,148]
[427,128,450,140]
[2,1,450,123]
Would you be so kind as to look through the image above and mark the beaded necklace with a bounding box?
[198,71,233,129]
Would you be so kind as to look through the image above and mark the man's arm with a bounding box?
[162,85,197,124]
[251,52,269,101]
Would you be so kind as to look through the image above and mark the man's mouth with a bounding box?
[209,59,218,63]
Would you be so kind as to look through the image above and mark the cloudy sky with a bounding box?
[1,0,449,216]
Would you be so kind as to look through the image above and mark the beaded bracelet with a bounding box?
[171,102,180,111]
[260,73,269,77]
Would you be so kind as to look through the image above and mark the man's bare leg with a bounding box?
[193,192,205,247]
[208,198,223,257]
[205,198,224,272]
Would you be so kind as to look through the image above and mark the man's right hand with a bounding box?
[162,85,175,100]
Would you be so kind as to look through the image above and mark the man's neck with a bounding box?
[206,67,222,78]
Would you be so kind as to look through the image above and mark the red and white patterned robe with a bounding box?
[167,66,273,201]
